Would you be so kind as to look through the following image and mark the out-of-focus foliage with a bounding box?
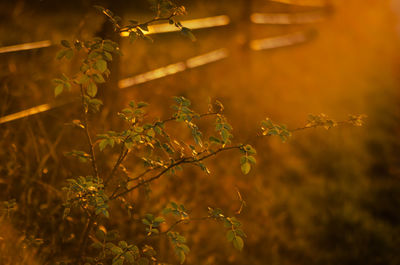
[0,0,399,265]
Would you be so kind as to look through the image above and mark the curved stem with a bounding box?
[110,144,243,200]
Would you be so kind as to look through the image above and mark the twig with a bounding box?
[80,85,99,179]
[110,145,243,200]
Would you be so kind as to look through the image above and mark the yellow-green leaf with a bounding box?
[95,59,107,73]
[232,236,244,251]
[87,81,97,97]
[241,162,251,175]
[55,84,63,97]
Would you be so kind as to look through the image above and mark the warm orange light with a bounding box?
[269,0,328,7]
[120,15,230,36]
[0,104,52,124]
[186,48,228,68]
[0,40,52,54]
[119,48,229,89]
[251,12,327,24]
[250,31,309,51]
[118,62,186,88]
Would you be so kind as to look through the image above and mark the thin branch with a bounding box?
[161,216,211,235]
[104,142,129,187]
[80,86,99,179]
[105,111,219,191]
[75,214,95,264]
[119,13,176,33]
[289,121,348,132]
[110,145,243,200]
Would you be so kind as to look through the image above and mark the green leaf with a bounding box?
[110,246,123,255]
[99,139,108,151]
[95,59,107,73]
[226,230,235,242]
[247,156,256,164]
[118,241,128,249]
[87,81,98,97]
[61,40,71,48]
[103,51,113,61]
[241,162,251,175]
[93,73,105,83]
[181,27,196,42]
[232,236,244,251]
[56,49,67,60]
[244,145,256,155]
[177,249,186,264]
[154,216,165,223]
[91,242,103,249]
[103,43,114,52]
[55,84,64,97]
[180,244,190,254]
[209,136,221,144]
[124,251,135,264]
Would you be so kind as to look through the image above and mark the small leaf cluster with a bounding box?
[63,176,109,218]
[56,40,74,60]
[53,74,71,97]
[305,113,337,130]
[172,96,203,146]
[142,214,165,236]
[0,199,17,218]
[98,101,154,151]
[208,207,246,251]
[261,118,292,142]
[162,201,189,219]
[348,114,367,127]
[54,38,120,99]
[239,144,257,175]
[214,115,233,146]
[90,226,153,265]
[148,0,186,17]
[95,3,195,43]
[167,231,190,264]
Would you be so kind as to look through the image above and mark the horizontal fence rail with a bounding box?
[0,101,73,124]
[121,15,230,36]
[269,0,329,7]
[251,11,328,24]
[118,48,229,89]
[250,30,314,51]
[0,16,231,54]
[0,4,331,124]
[0,48,229,124]
[0,40,52,54]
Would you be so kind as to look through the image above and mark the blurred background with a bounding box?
[0,0,400,264]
